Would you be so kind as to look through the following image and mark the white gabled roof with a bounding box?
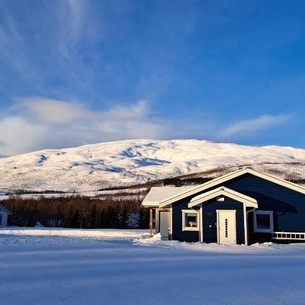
[159,167,305,208]
[188,186,258,208]
[0,204,12,215]
[141,186,195,207]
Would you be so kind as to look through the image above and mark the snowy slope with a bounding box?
[0,139,305,193]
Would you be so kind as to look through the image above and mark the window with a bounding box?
[254,210,274,233]
[182,210,199,231]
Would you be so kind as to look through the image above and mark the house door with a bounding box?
[159,210,170,239]
[217,210,236,244]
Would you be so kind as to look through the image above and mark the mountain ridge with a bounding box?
[0,139,305,193]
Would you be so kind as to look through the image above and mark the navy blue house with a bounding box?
[142,168,305,245]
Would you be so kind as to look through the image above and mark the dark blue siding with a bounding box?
[172,199,199,242]
[203,197,245,244]
[222,174,305,242]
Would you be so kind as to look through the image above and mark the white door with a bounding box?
[159,210,170,239]
[217,210,236,244]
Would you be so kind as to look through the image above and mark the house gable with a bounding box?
[188,186,258,209]
[187,186,257,245]
[201,196,246,244]
[159,168,305,208]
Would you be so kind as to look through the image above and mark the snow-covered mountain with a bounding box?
[0,139,305,193]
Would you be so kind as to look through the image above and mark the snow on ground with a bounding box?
[0,227,149,240]
[1,228,305,305]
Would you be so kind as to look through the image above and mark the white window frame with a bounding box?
[253,210,274,233]
[182,209,199,231]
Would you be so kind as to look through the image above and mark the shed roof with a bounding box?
[142,186,194,207]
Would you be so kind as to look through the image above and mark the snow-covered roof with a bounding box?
[142,186,195,207]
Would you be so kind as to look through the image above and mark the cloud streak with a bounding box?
[54,0,87,56]
[221,114,292,138]
[17,97,150,123]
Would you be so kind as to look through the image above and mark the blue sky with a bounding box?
[1,0,305,156]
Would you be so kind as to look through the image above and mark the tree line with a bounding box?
[1,195,149,229]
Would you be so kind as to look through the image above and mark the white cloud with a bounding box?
[0,97,164,156]
[166,113,293,145]
[0,97,294,156]
[17,97,150,123]
[220,114,292,138]
[18,97,96,124]
[0,117,49,155]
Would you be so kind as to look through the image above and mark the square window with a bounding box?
[254,210,273,233]
[256,214,270,230]
[182,210,199,231]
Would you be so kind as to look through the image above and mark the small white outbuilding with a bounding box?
[0,204,11,226]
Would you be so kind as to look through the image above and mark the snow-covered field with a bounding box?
[1,228,305,305]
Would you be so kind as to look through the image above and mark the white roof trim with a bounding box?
[188,186,258,208]
[159,167,305,208]
[0,204,12,215]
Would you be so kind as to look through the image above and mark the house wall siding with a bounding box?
[222,174,305,238]
[172,199,199,242]
[0,210,8,226]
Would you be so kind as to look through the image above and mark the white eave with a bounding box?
[188,186,258,208]
[159,167,305,208]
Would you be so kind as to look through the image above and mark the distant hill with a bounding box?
[0,139,305,195]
